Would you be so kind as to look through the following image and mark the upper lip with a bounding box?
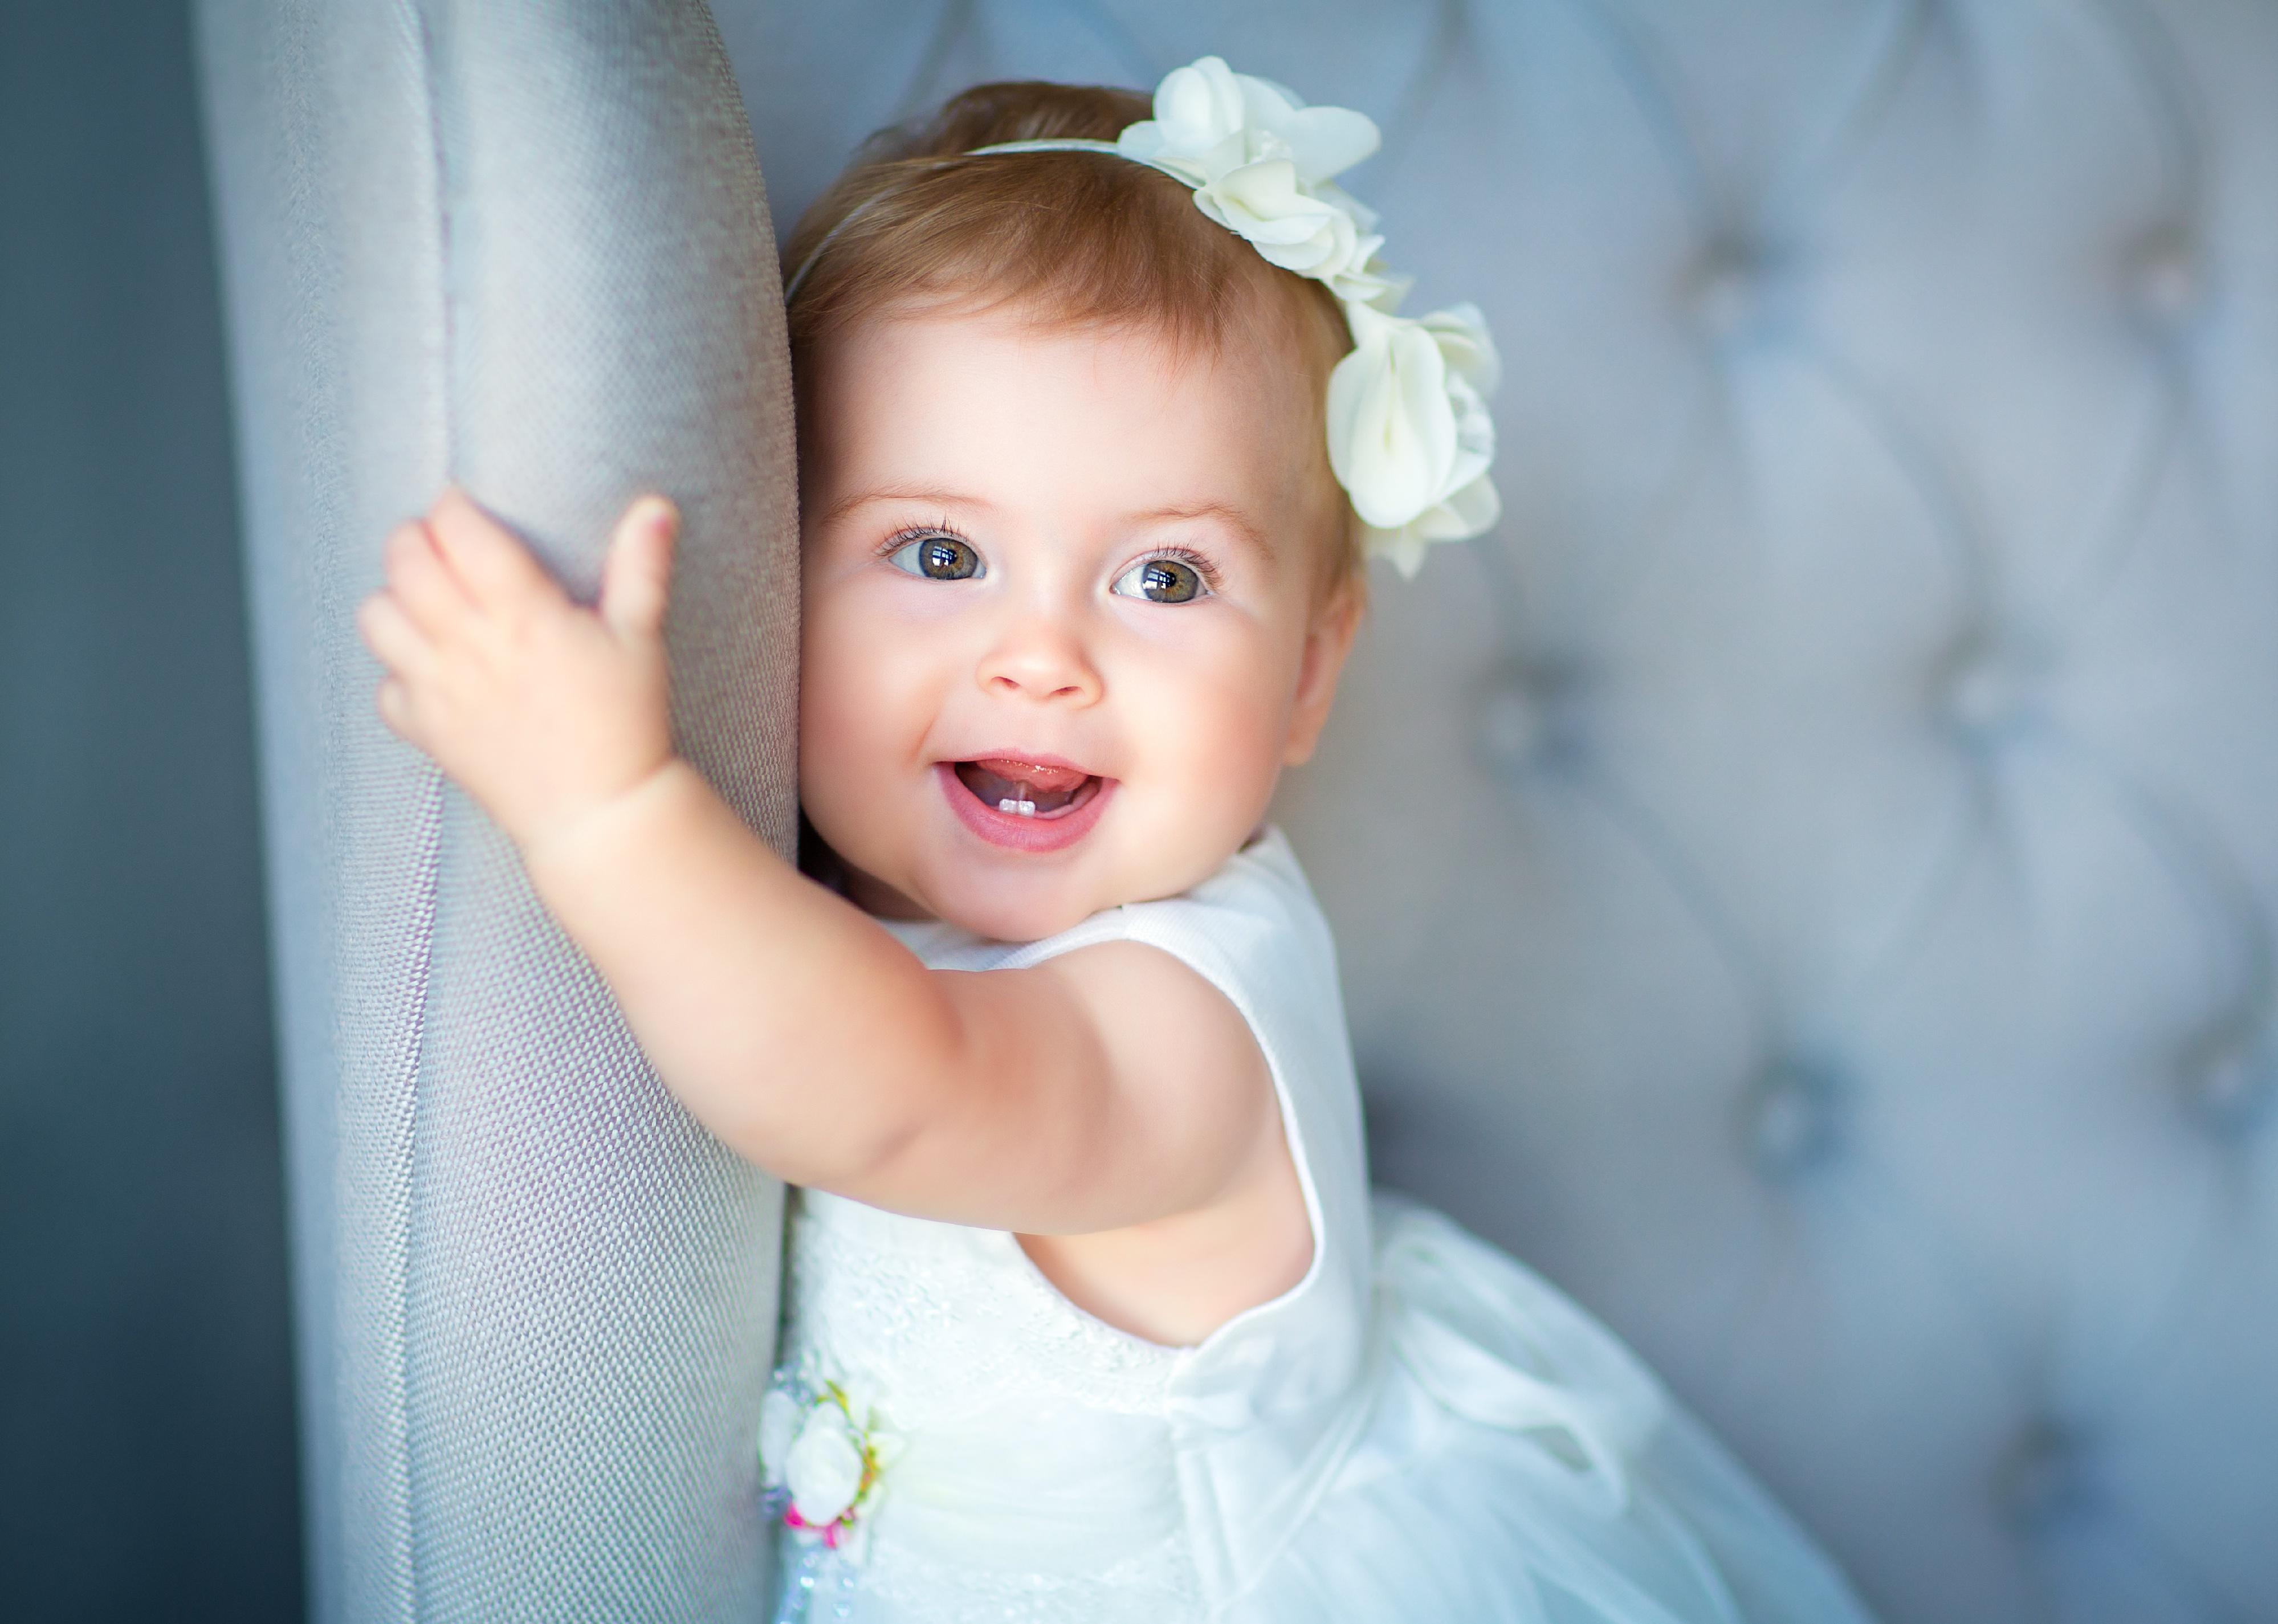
[942,749,1104,777]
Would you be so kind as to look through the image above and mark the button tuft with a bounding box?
[2184,1011,2277,1140]
[2128,225,2203,328]
[1473,660,1588,781]
[1686,234,1787,343]
[1994,1418,2098,1535]
[1938,629,2049,746]
[1741,1057,1845,1182]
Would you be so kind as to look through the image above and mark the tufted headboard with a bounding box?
[719,3,2278,1622]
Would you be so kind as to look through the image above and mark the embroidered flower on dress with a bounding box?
[760,1366,903,1561]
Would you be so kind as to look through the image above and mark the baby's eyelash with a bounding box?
[1132,545,1222,593]
[876,518,965,558]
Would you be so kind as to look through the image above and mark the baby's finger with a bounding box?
[426,484,561,611]
[381,520,475,637]
[601,496,678,644]
[355,589,436,680]
[375,675,418,741]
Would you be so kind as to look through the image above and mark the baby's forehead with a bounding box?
[806,301,1327,483]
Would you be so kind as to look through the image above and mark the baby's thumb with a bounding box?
[601,495,678,643]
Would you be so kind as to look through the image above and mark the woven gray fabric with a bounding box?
[196,1,797,1618]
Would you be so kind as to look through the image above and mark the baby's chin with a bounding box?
[840,840,1233,945]
[903,859,1142,944]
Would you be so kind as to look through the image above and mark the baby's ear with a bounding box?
[1282,575,1366,767]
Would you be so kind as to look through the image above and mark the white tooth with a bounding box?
[998,798,1037,817]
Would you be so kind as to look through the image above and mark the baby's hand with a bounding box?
[355,486,680,858]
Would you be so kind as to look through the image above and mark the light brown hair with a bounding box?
[781,81,1363,594]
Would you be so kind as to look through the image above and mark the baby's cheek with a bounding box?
[795,635,849,791]
[798,614,900,823]
[1163,653,1292,825]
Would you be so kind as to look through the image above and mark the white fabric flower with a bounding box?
[1192,158,1379,287]
[1117,56,1379,189]
[785,1407,866,1528]
[1328,301,1503,576]
[1118,56,1389,297]
[1310,183,1409,308]
[1419,301,1502,397]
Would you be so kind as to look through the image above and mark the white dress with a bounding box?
[767,828,1878,1623]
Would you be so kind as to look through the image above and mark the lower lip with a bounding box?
[937,763,1114,854]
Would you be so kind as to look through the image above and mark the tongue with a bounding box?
[955,758,1094,815]
[967,757,1088,795]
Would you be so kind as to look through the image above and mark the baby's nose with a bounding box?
[976,615,1103,705]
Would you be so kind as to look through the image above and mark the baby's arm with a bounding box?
[356,489,1287,1246]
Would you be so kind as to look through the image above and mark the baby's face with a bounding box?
[798,303,1358,941]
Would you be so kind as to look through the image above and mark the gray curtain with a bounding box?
[195,2,798,1617]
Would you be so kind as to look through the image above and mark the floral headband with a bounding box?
[788,56,1501,577]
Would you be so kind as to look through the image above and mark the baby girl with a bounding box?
[357,56,1877,1624]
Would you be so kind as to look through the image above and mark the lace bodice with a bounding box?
[786,1192,1183,1426]
[777,1192,1200,1621]
[771,828,1374,1622]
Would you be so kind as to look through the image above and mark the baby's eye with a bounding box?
[887,531,984,581]
[1111,554,1208,605]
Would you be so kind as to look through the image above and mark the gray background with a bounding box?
[0,2,302,1618]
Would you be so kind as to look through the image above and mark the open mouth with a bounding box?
[938,756,1113,853]
[951,757,1103,820]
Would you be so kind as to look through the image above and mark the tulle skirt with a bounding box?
[1228,1193,1878,1623]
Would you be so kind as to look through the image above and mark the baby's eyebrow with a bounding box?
[818,486,990,528]
[1126,501,1275,562]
